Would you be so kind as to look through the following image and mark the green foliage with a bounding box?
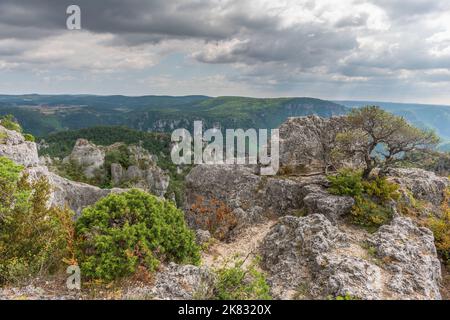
[0,131,7,144]
[0,114,22,133]
[213,257,271,300]
[329,293,359,300]
[328,169,364,197]
[328,169,399,231]
[105,144,135,171]
[335,106,439,178]
[0,157,74,285]
[23,133,35,142]
[75,189,200,281]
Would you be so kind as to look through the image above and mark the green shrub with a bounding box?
[351,196,395,232]
[329,293,359,300]
[328,169,400,231]
[214,257,271,300]
[0,131,7,144]
[0,115,22,133]
[75,189,200,281]
[328,169,364,197]
[105,145,135,171]
[23,133,35,142]
[0,157,74,285]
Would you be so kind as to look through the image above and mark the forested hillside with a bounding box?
[0,95,347,136]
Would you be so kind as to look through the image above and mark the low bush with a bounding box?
[0,157,74,284]
[213,257,271,300]
[23,133,35,142]
[75,189,200,281]
[0,115,22,133]
[328,169,400,231]
[189,195,238,241]
[328,168,365,197]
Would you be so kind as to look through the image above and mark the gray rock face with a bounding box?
[184,165,311,233]
[63,139,105,178]
[150,263,216,300]
[260,214,379,299]
[25,166,127,215]
[301,184,355,224]
[388,168,449,207]
[185,165,354,233]
[278,115,361,174]
[261,215,442,300]
[62,139,170,197]
[0,124,128,215]
[0,126,39,167]
[111,162,169,197]
[367,217,442,300]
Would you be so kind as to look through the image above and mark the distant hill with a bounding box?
[0,95,347,136]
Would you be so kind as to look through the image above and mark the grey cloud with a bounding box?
[1,0,450,103]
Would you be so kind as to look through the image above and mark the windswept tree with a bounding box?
[334,106,439,178]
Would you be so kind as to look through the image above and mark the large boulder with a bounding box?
[278,115,361,174]
[387,168,449,207]
[111,162,169,197]
[301,184,354,224]
[260,214,442,300]
[25,166,127,215]
[63,139,105,178]
[184,165,311,233]
[64,140,170,197]
[0,126,39,167]
[367,217,442,300]
[149,263,216,300]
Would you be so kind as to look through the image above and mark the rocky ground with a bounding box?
[0,115,449,300]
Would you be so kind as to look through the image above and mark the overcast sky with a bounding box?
[1,0,450,104]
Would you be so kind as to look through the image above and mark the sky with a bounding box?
[1,0,450,104]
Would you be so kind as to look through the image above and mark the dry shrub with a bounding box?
[190,195,238,241]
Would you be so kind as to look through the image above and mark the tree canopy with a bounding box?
[334,106,439,178]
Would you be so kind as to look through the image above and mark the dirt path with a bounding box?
[201,219,277,269]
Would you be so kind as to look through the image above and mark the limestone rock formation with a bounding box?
[149,263,216,300]
[184,165,308,233]
[26,166,126,215]
[301,184,354,224]
[63,139,105,178]
[0,126,39,167]
[278,115,362,174]
[367,217,442,299]
[184,164,354,233]
[64,139,170,197]
[260,215,442,300]
[387,168,449,207]
[0,124,127,215]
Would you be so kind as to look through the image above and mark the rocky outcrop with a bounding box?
[149,263,216,300]
[367,217,442,299]
[0,126,39,167]
[25,165,126,215]
[301,184,354,224]
[185,164,354,232]
[63,139,105,178]
[260,215,442,300]
[387,168,449,207]
[278,115,361,174]
[184,165,310,233]
[0,124,127,215]
[64,139,170,197]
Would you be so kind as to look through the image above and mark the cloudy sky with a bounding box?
[1,0,450,104]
